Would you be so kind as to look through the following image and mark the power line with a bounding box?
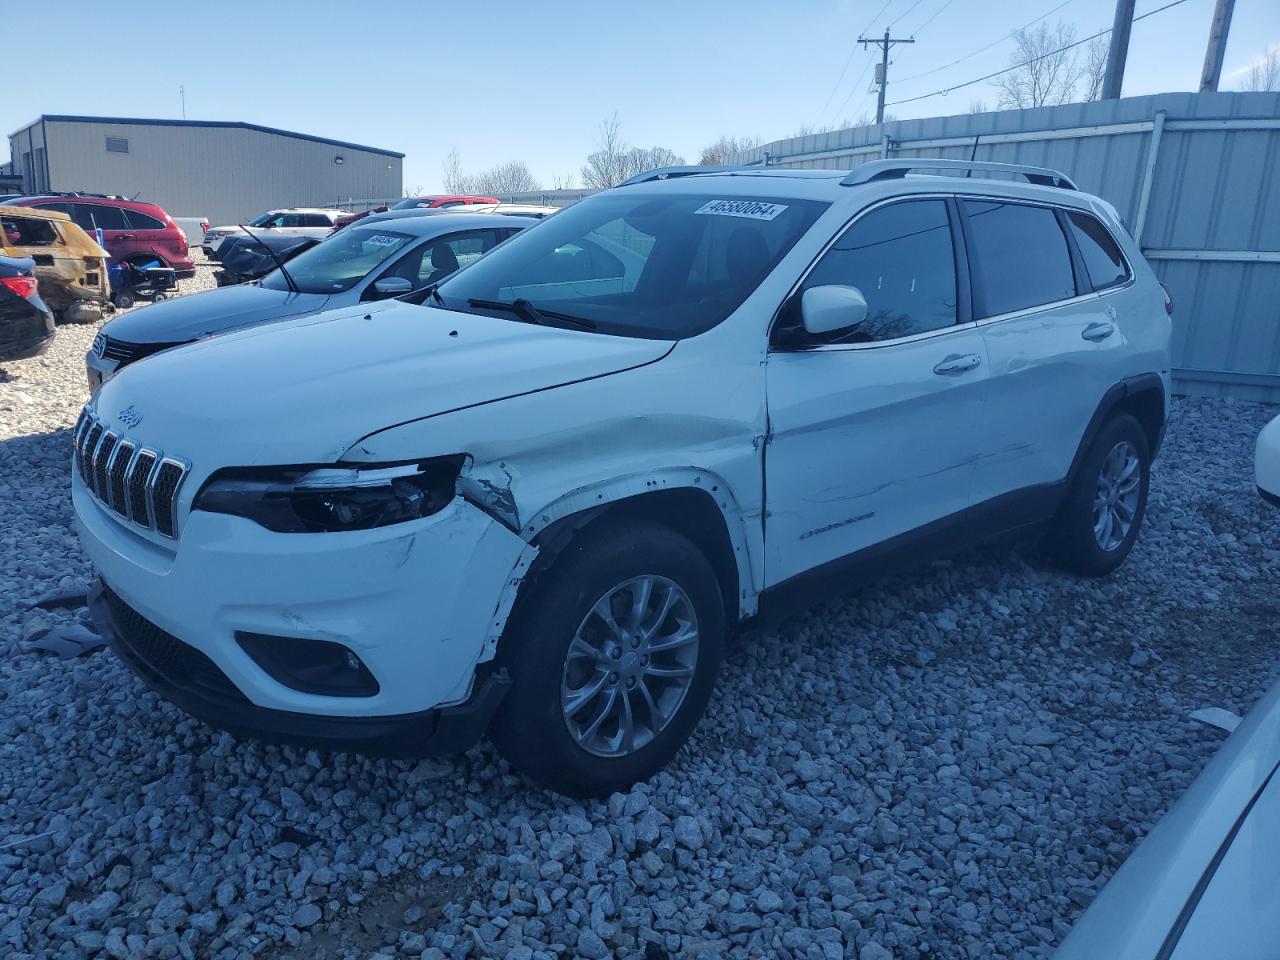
[910,0,957,36]
[888,0,928,29]
[893,0,1079,85]
[886,0,1189,107]
[814,0,899,125]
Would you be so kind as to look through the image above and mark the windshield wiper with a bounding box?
[466,297,596,330]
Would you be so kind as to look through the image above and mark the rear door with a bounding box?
[70,202,135,263]
[763,197,989,585]
[962,197,1130,504]
[122,206,174,265]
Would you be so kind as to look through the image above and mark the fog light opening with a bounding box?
[236,632,380,698]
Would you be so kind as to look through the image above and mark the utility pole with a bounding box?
[859,29,915,124]
[1199,0,1237,92]
[1102,0,1136,99]
[179,85,186,120]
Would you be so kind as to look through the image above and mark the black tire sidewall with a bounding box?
[490,519,725,798]
[1056,413,1151,575]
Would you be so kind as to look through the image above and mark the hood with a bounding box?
[102,283,331,343]
[91,300,674,467]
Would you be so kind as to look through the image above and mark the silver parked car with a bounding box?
[87,213,528,390]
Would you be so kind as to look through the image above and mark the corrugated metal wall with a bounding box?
[27,119,402,226]
[733,91,1280,401]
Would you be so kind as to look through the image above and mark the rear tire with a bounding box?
[489,516,725,798]
[1049,413,1150,577]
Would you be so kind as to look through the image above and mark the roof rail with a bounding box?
[617,164,757,187]
[841,159,1077,190]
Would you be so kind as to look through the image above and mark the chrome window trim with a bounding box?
[769,189,1138,353]
[958,193,1136,326]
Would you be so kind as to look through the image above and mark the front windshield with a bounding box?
[247,213,274,227]
[434,192,828,339]
[391,198,431,210]
[260,227,414,294]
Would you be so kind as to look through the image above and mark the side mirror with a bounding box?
[801,285,868,337]
[372,277,413,299]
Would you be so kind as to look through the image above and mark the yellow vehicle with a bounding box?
[0,205,109,323]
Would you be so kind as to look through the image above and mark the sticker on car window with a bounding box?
[362,235,401,247]
[693,200,789,221]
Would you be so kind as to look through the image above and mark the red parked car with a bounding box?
[332,195,501,230]
[9,193,196,278]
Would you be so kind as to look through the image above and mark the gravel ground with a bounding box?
[1,267,1278,960]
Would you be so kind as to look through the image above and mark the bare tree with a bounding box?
[581,115,685,188]
[992,22,1087,109]
[581,114,629,190]
[1241,48,1280,91]
[551,172,577,190]
[1083,36,1108,102]
[472,161,541,195]
[442,149,468,194]
[442,151,542,195]
[402,184,426,198]
[698,135,762,165]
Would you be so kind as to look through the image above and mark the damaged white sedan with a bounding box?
[72,159,1172,796]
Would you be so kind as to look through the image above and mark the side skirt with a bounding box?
[750,482,1064,630]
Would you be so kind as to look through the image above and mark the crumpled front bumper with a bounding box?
[90,579,510,757]
[74,472,530,730]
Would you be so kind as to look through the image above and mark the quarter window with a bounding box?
[1067,211,1129,291]
[124,209,166,230]
[792,199,958,344]
[962,199,1077,317]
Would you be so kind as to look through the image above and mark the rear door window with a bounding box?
[74,203,129,232]
[961,199,1077,318]
[1066,211,1130,291]
[378,229,500,290]
[788,198,959,343]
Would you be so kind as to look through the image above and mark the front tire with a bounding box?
[489,517,725,798]
[1049,413,1150,577]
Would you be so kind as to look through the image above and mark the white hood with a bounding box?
[90,300,673,470]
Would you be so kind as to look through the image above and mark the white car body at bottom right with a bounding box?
[1256,414,1280,506]
[1056,676,1280,959]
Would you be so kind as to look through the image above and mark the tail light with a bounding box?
[200,220,210,234]
[0,275,38,298]
[1160,282,1174,316]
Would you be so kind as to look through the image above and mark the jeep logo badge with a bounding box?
[118,405,143,429]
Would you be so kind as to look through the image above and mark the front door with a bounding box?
[764,197,989,586]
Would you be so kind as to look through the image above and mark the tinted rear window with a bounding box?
[1067,211,1130,291]
[962,200,1077,318]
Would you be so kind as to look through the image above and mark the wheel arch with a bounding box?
[1065,373,1167,492]
[477,470,759,661]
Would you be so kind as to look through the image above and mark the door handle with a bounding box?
[933,353,982,376]
[1082,321,1116,342]
[114,234,134,240]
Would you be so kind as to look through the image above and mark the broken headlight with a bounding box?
[194,458,464,533]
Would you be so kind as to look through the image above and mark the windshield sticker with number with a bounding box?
[693,200,789,221]
[363,235,402,247]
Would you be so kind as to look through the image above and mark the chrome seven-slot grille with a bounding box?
[74,408,188,538]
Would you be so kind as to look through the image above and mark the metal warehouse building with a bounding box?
[7,115,403,226]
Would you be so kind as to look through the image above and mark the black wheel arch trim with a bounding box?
[1064,373,1167,494]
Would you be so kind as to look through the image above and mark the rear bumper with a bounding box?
[90,579,509,757]
[1260,486,1280,509]
[0,326,54,362]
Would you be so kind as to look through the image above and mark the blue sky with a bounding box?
[6,0,1277,192]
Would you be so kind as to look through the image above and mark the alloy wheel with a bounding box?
[560,575,700,758]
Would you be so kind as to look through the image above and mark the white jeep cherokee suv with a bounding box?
[72,159,1172,797]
